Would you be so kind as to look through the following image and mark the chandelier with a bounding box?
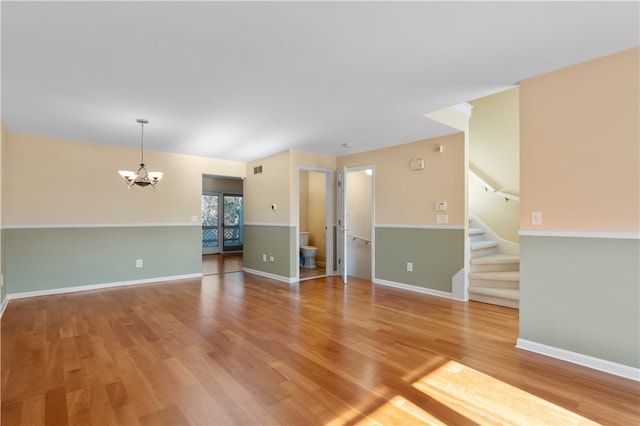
[118,119,163,188]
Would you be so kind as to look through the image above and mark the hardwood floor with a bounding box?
[2,273,638,425]
[202,253,243,275]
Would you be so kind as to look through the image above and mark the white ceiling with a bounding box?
[2,1,638,162]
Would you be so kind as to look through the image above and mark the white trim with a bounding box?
[4,223,200,230]
[0,297,9,319]
[243,222,296,227]
[243,268,296,284]
[451,102,474,117]
[519,229,640,240]
[376,224,464,230]
[451,268,468,301]
[7,273,203,300]
[516,338,639,381]
[373,278,465,301]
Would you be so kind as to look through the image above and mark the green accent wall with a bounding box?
[520,236,640,368]
[5,226,201,294]
[1,229,6,304]
[375,227,464,292]
[243,224,295,279]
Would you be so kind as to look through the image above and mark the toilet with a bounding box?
[299,231,318,269]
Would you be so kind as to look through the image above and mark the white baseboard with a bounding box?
[243,268,296,284]
[516,338,639,381]
[7,273,203,300]
[373,278,463,301]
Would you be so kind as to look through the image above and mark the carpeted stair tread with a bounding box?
[470,254,520,265]
[470,240,498,250]
[468,287,520,300]
[469,271,520,281]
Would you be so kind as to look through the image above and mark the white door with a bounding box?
[336,167,347,284]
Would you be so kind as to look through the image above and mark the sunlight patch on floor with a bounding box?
[412,360,599,425]
[354,395,448,426]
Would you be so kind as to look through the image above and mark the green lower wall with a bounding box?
[243,224,295,279]
[375,227,464,292]
[5,225,201,294]
[1,229,6,304]
[520,235,640,368]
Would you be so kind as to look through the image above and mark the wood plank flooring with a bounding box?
[202,254,243,276]
[2,273,638,425]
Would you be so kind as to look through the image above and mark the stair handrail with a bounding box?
[348,233,370,245]
[469,169,520,202]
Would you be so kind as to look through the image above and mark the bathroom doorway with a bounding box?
[297,166,333,281]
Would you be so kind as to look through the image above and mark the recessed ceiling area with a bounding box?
[2,1,638,162]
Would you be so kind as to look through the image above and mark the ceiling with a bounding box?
[2,1,638,163]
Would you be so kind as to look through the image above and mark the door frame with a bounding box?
[296,165,334,281]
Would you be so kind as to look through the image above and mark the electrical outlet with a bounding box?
[407,262,413,272]
[262,254,267,262]
[190,215,199,223]
[136,259,143,268]
[269,256,275,263]
[436,214,449,224]
[0,274,3,288]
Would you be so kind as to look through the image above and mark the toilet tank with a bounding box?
[299,232,309,246]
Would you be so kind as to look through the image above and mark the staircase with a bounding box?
[468,228,520,309]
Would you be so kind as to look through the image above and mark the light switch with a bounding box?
[531,211,542,225]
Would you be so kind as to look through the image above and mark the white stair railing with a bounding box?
[469,169,520,202]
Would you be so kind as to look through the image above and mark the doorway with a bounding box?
[346,167,374,280]
[337,165,374,283]
[202,175,244,275]
[297,166,333,281]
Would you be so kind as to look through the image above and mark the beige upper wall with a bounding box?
[290,150,336,221]
[1,121,6,227]
[245,150,291,224]
[470,87,519,194]
[346,170,373,240]
[5,132,245,225]
[520,47,639,232]
[203,176,243,193]
[299,170,309,231]
[338,133,465,226]
[307,171,327,261]
[468,88,520,242]
[244,149,336,225]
